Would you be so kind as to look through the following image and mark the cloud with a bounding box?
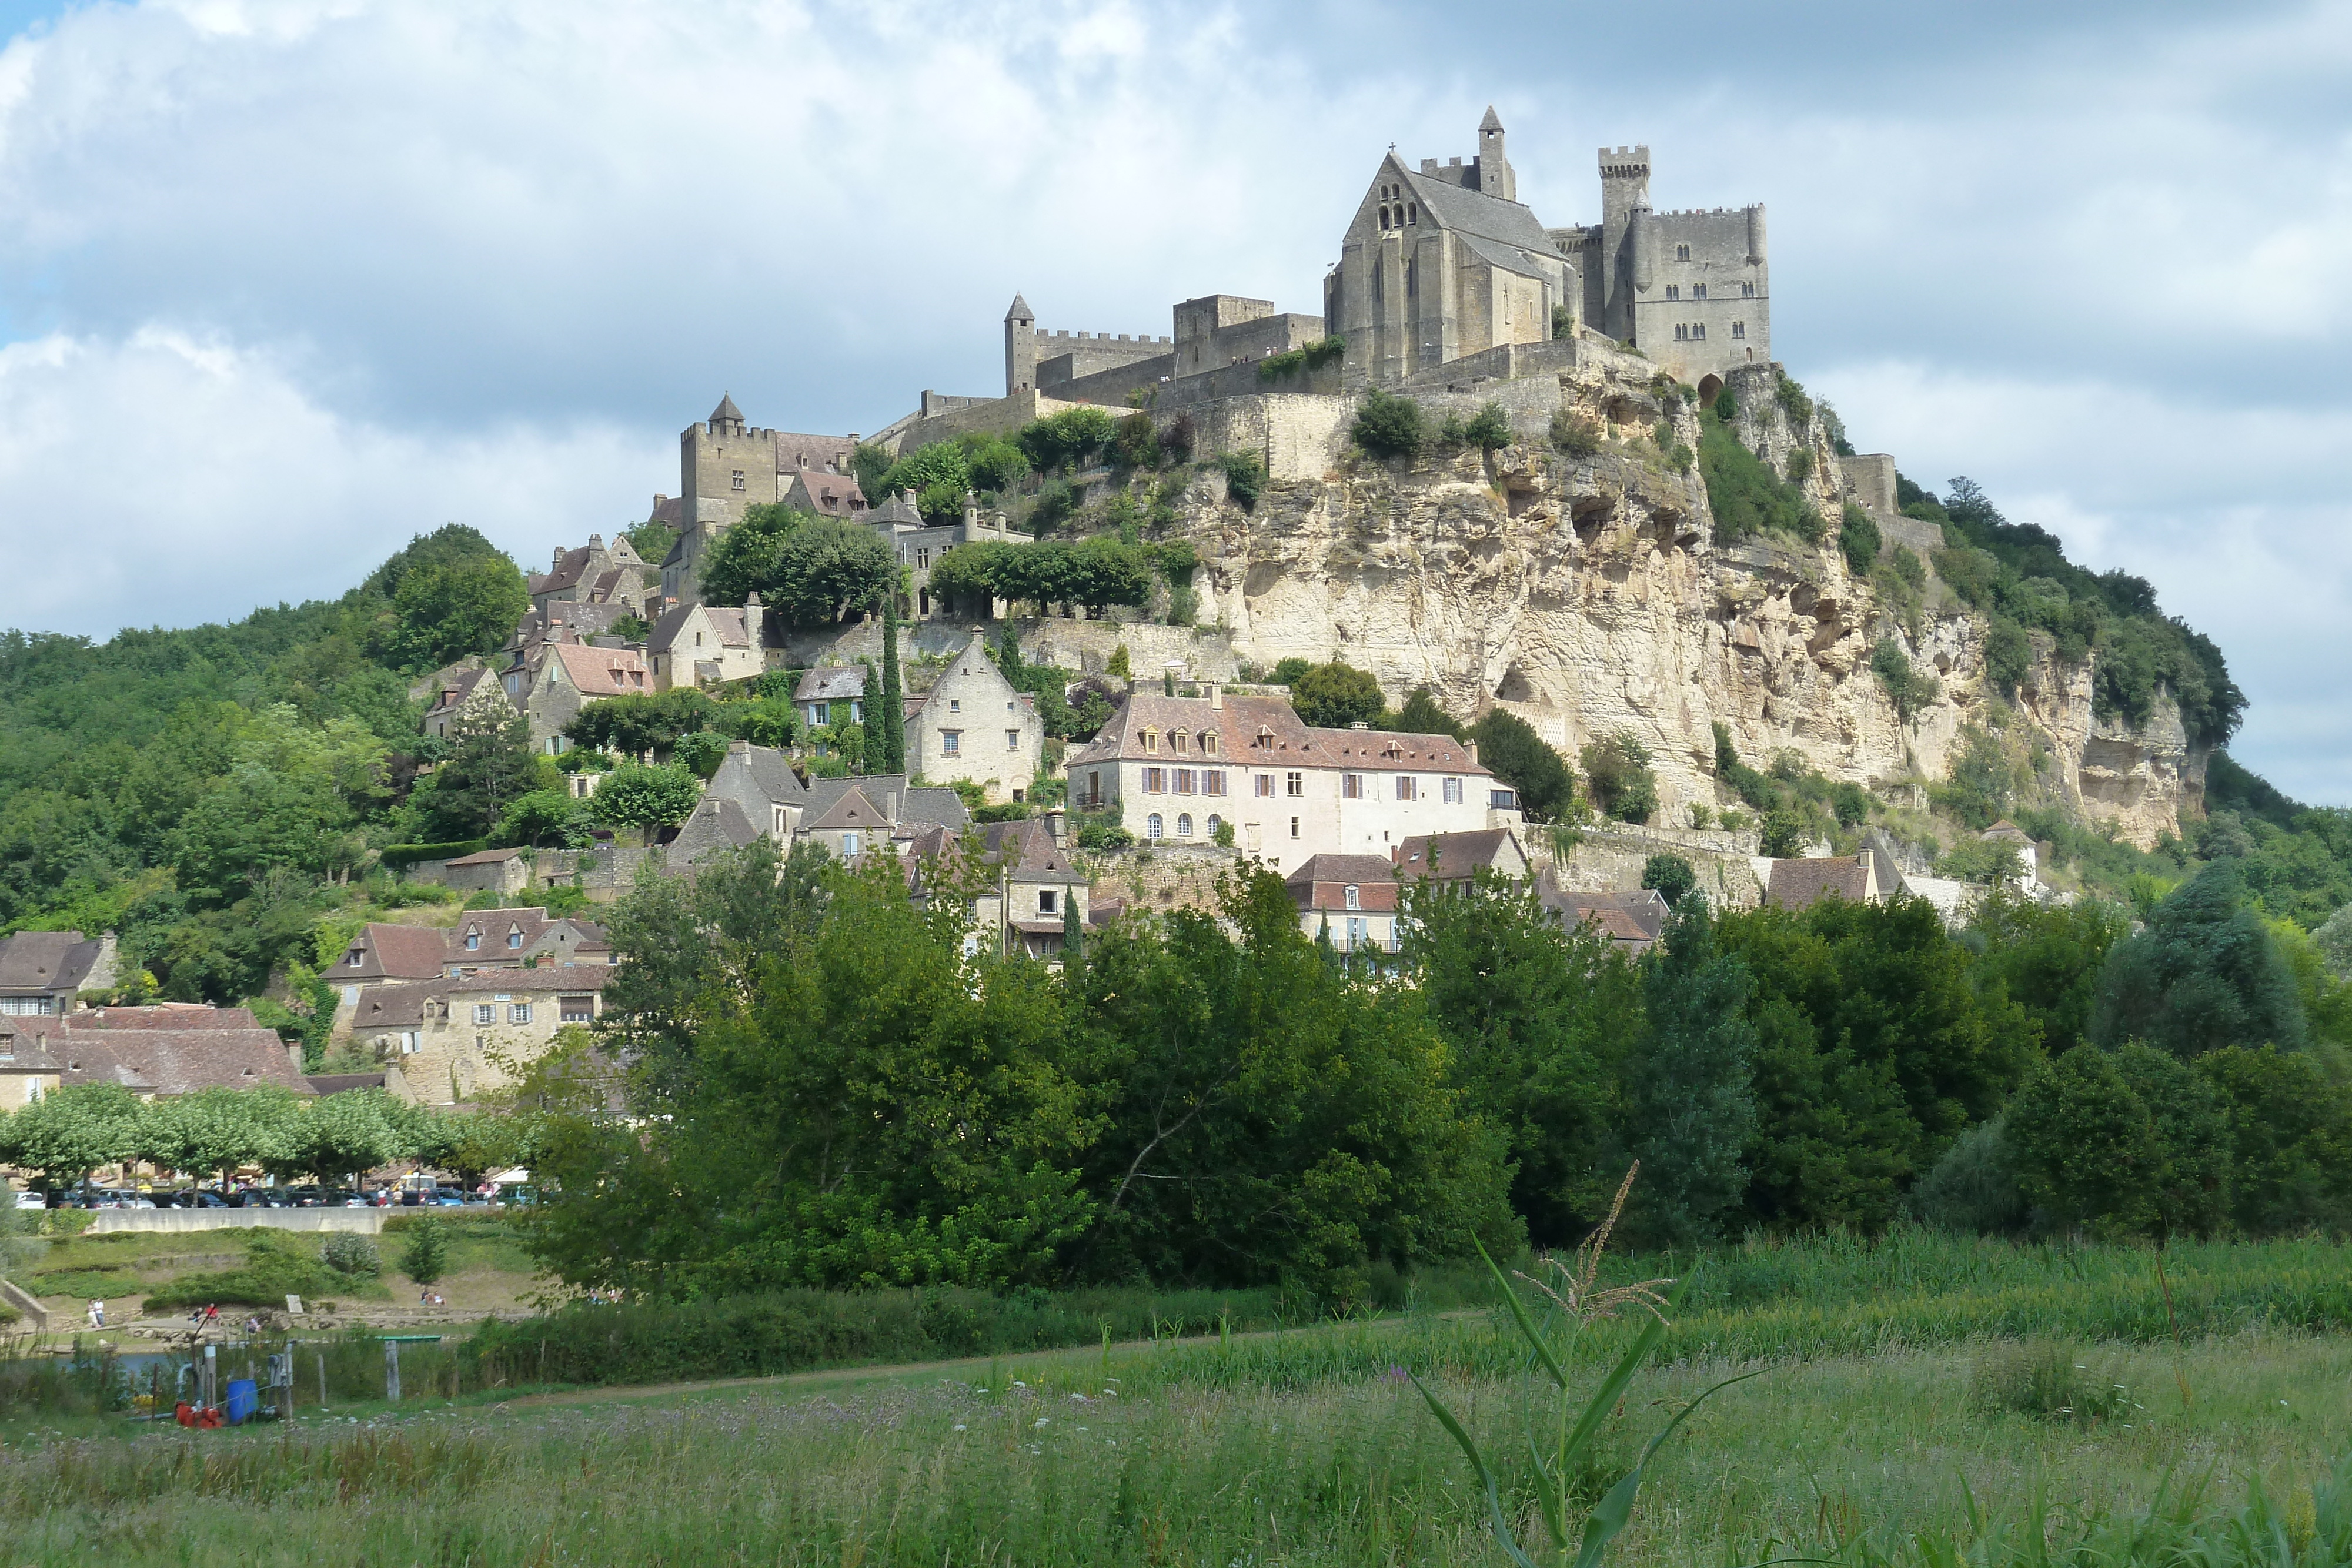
[0,327,662,636]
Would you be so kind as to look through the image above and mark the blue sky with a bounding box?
[1,1,2347,803]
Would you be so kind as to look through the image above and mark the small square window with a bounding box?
[472,1004,495,1025]
[1007,730,1021,751]
[509,1004,532,1024]
[949,698,960,712]
[731,470,746,491]
[1039,890,1058,915]
[942,730,961,755]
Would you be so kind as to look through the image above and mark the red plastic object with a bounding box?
[175,1401,194,1427]
[196,1407,222,1430]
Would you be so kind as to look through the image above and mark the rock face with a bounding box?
[1180,349,2203,848]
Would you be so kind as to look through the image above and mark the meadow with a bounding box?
[2,1231,2352,1565]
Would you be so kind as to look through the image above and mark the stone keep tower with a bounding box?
[1004,293,1037,395]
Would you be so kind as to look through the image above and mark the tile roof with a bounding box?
[1393,828,1523,879]
[54,1027,311,1097]
[706,741,808,811]
[671,794,763,865]
[977,820,1085,885]
[901,787,971,832]
[81,1004,259,1031]
[1542,885,1669,944]
[1065,691,1488,776]
[1765,855,1880,911]
[545,641,652,698]
[783,471,867,516]
[342,924,451,983]
[804,784,889,835]
[0,931,106,996]
[306,1072,388,1095]
[1285,854,1404,908]
[443,847,526,867]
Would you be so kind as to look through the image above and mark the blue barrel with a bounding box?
[224,1379,258,1425]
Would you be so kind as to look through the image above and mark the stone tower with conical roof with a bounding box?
[1003,294,1036,395]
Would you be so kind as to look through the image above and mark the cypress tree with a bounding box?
[880,597,906,774]
[1062,895,1081,964]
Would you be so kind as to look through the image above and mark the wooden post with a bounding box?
[318,1350,328,1408]
[385,1339,400,1403]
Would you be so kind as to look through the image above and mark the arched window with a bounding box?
[1407,203,1417,224]
[1207,813,1222,837]
[1177,814,1194,837]
[1379,208,1391,230]
[1676,243,1690,261]
[1146,813,1164,840]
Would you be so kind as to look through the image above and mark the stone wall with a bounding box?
[1536,822,1765,910]
[1083,841,1244,918]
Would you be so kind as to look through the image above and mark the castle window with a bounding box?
[1676,243,1690,261]
[1732,321,1746,339]
[1666,284,1679,300]
[731,470,746,491]
[1407,203,1417,223]
[1379,208,1391,230]
[1675,324,1688,341]
[1693,323,1706,340]
[1742,280,1756,297]
[1693,283,1706,299]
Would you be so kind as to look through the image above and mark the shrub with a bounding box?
[1969,1341,2136,1425]
[1785,446,1815,485]
[143,1235,362,1310]
[1269,657,1312,687]
[1551,302,1574,339]
[1773,368,1815,427]
[1213,449,1266,510]
[1075,820,1134,850]
[1759,809,1808,857]
[1712,386,1736,421]
[399,1218,448,1286]
[1871,643,1942,724]
[1470,708,1576,823]
[1579,733,1658,824]
[1912,1118,2028,1236]
[1112,412,1160,470]
[1549,409,1602,457]
[1291,661,1385,728]
[1211,818,1235,848]
[1641,853,1697,908]
[1838,503,1882,576]
[1698,409,1823,544]
[1160,413,1195,465]
[320,1233,382,1279]
[1937,838,2026,885]
[1351,389,1425,459]
[1461,402,1513,452]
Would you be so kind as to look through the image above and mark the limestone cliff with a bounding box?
[1172,349,2203,848]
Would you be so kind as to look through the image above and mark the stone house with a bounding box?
[1759,851,1884,911]
[530,533,656,618]
[794,666,868,731]
[422,666,512,742]
[1391,828,1531,888]
[518,640,653,753]
[649,599,768,691]
[904,637,1041,803]
[866,492,1034,620]
[0,1006,310,1106]
[439,847,533,896]
[655,396,867,607]
[1286,854,1404,954]
[0,930,118,1016]
[1063,687,1506,870]
[346,968,606,1106]
[967,818,1089,958]
[1541,882,1669,957]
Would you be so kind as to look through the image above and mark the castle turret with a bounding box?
[1004,292,1035,396]
[1597,144,1653,340]
[1475,106,1516,202]
[710,393,745,437]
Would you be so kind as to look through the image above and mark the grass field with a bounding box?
[2,1232,2350,1566]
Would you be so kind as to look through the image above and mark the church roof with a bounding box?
[1397,162,1552,258]
[710,393,744,424]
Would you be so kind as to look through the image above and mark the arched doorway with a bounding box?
[1696,372,1724,410]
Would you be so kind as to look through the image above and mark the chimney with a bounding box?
[1205,682,1222,707]
[1465,741,1479,764]
[1045,807,1065,845]
[1348,721,1369,731]
[552,547,564,570]
[587,533,603,550]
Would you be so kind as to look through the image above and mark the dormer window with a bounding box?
[1254,725,1274,751]
[1201,730,1218,757]
[1140,728,1158,755]
[1171,729,1188,754]
[507,927,523,949]
[465,932,480,951]
[1345,885,1361,910]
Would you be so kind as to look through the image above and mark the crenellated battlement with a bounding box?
[1024,328,1172,346]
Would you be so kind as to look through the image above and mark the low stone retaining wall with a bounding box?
[87,1209,386,1236]
[0,1277,49,1332]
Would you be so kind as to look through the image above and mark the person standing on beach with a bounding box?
[88,1299,104,1329]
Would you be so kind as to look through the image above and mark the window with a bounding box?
[1444,776,1463,804]
[1346,916,1369,950]
[465,932,480,951]
[1490,788,1518,808]
[1174,768,1194,795]
[917,547,931,569]
[1039,890,1058,915]
[508,1003,532,1024]
[1342,773,1365,800]
[1693,283,1707,299]
[1207,814,1222,837]
[1143,767,1165,793]
[841,831,861,856]
[1007,701,1017,713]
[1344,884,1361,911]
[1692,323,1705,340]
[1255,773,1275,797]
[1171,730,1188,754]
[561,996,594,1024]
[472,1004,495,1025]
[1675,323,1688,341]
[1290,817,1301,838]
[346,949,363,968]
[1665,283,1679,300]
[1202,770,1226,797]
[1177,813,1194,837]
[1006,730,1021,752]
[1147,813,1165,840]
[1254,726,1275,750]
[1201,730,1218,756]
[507,928,523,949]
[1396,775,1418,801]
[1379,207,1390,230]
[731,470,746,490]
[1141,728,1158,754]
[942,730,961,755]
[1086,770,1103,807]
[850,701,863,723]
[1731,321,1746,339]
[1676,243,1690,261]
[1407,203,1417,223]
[1285,771,1304,797]
[1742,280,1756,297]
[949,698,960,712]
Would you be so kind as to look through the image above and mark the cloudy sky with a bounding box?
[1,1,2347,800]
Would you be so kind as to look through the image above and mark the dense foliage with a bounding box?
[694,504,895,624]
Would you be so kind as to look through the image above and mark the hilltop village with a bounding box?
[0,109,2194,1116]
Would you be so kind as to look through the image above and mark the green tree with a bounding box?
[850,442,894,504]
[2198,1045,2352,1235]
[425,701,537,841]
[1467,709,1575,822]
[2009,1043,2226,1239]
[1838,503,1882,576]
[561,687,716,758]
[1,1082,143,1192]
[362,526,530,673]
[496,787,593,849]
[591,763,702,839]
[1625,907,1758,1245]
[1290,661,1385,730]
[878,597,907,774]
[1390,687,1464,738]
[1399,868,1642,1244]
[1580,733,1658,824]
[1758,809,1807,857]
[1641,854,1696,908]
[399,1217,449,1285]
[696,502,807,607]
[1967,890,2129,1052]
[2092,861,2307,1057]
[137,1085,296,1190]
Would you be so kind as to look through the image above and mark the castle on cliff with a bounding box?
[1002,107,1769,403]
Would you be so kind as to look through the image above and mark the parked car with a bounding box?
[12,1191,45,1211]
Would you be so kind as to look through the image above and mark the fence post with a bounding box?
[385,1339,400,1403]
[318,1350,328,1408]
